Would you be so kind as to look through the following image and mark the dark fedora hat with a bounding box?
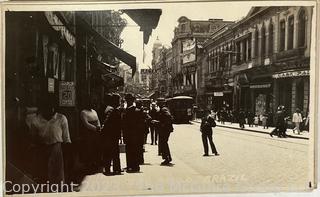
[125,93,135,101]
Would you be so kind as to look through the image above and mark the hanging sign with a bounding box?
[48,78,55,93]
[214,92,223,97]
[45,12,75,47]
[59,81,76,107]
[250,84,271,89]
[272,70,309,79]
[182,38,196,52]
[182,65,197,74]
[182,52,196,64]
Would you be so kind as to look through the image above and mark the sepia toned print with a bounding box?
[1,1,317,196]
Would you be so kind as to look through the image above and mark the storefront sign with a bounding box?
[250,84,271,89]
[214,92,223,97]
[182,65,197,74]
[59,81,76,107]
[48,78,55,93]
[182,38,196,52]
[182,52,196,64]
[272,70,309,79]
[255,94,266,116]
[45,12,75,47]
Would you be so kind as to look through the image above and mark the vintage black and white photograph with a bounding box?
[1,0,317,196]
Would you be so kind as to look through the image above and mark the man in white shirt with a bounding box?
[292,108,303,135]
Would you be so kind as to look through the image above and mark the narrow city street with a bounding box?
[3,4,316,196]
[79,123,311,196]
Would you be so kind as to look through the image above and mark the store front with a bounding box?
[250,83,273,115]
[75,15,136,116]
[273,70,310,116]
[5,11,77,183]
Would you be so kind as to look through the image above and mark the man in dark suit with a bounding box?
[135,100,151,165]
[149,103,159,145]
[101,94,122,175]
[270,105,287,138]
[238,109,246,129]
[123,94,141,172]
[156,107,174,165]
[200,110,219,156]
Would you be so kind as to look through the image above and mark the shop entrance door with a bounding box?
[255,94,267,116]
[278,78,292,115]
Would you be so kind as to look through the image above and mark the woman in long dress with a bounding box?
[29,100,71,185]
[80,98,101,170]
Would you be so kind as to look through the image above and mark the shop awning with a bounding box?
[122,9,162,44]
[147,92,156,99]
[77,16,136,76]
[101,73,124,88]
[94,59,117,74]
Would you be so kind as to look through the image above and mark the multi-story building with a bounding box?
[141,68,153,95]
[5,10,136,183]
[165,48,173,97]
[232,6,312,117]
[199,22,235,111]
[171,16,234,99]
[151,37,173,98]
[150,37,163,94]
[75,11,133,113]
[155,47,170,98]
[200,6,313,118]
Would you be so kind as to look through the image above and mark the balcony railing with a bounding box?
[275,47,305,61]
[207,71,223,79]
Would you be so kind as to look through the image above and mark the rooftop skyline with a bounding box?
[120,2,252,70]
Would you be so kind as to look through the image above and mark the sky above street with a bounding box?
[120,2,252,70]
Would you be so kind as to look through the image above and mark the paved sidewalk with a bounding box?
[192,119,309,140]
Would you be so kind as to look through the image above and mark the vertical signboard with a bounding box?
[182,38,196,64]
[59,81,76,107]
[255,94,266,116]
[48,78,55,93]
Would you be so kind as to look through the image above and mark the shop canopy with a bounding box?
[122,9,162,45]
[77,16,136,76]
[102,73,124,89]
[94,59,117,74]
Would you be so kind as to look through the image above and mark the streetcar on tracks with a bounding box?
[166,96,194,123]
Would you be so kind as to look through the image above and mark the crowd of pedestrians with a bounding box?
[212,108,274,130]
[24,91,310,192]
[209,105,309,138]
[25,93,174,192]
[79,93,175,176]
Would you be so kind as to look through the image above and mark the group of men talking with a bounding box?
[98,93,174,175]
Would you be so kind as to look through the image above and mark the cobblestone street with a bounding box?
[79,122,312,196]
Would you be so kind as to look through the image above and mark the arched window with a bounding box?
[298,9,306,47]
[287,16,294,50]
[279,20,286,51]
[269,22,274,55]
[213,50,216,72]
[248,33,252,61]
[243,39,247,61]
[261,24,266,57]
[180,23,186,33]
[255,28,259,57]
[209,52,213,73]
[236,42,241,63]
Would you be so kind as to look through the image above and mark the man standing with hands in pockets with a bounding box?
[200,110,219,157]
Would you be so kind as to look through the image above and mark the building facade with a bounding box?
[141,68,153,95]
[5,11,78,182]
[199,6,313,118]
[5,10,136,183]
[171,17,234,100]
[199,23,235,111]
[231,6,312,117]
